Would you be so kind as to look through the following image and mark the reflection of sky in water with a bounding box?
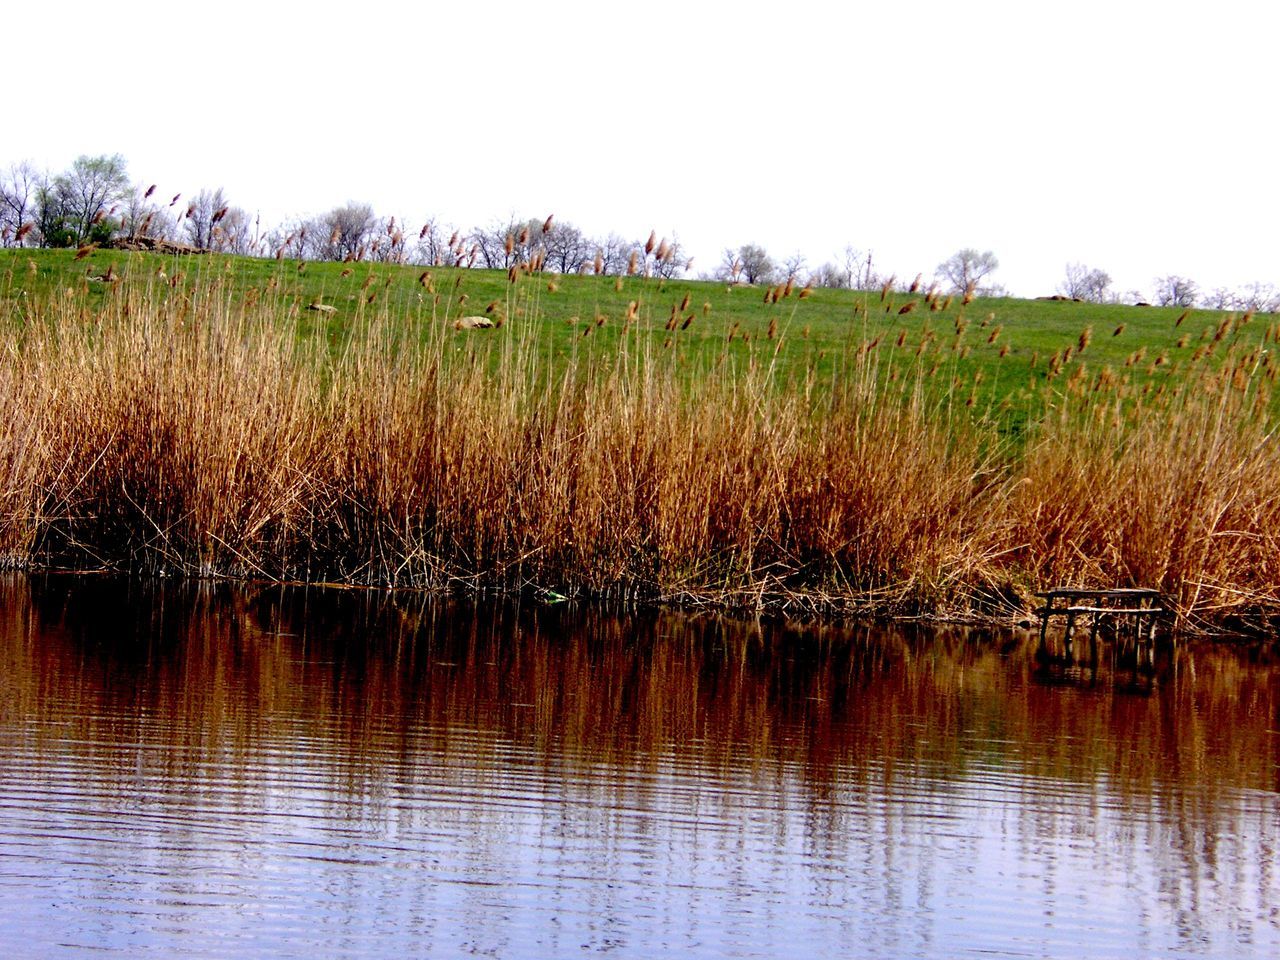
[0,577,1276,958]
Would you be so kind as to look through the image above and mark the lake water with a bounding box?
[0,575,1275,958]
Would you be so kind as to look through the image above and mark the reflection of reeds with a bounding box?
[2,579,1273,944]
[1,577,1274,811]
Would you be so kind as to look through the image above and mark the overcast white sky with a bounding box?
[6,1,1277,298]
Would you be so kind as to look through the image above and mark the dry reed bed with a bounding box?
[0,279,1277,628]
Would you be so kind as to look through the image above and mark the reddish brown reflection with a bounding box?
[1,573,1275,804]
[0,574,1277,958]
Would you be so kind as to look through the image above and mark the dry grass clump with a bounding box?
[0,273,1002,614]
[1008,349,1280,627]
[0,281,324,574]
[304,322,1000,612]
[0,272,1278,627]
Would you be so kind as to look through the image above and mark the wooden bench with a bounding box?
[1035,588,1165,666]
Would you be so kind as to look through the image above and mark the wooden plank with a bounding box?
[1035,587,1167,669]
[1065,606,1163,615]
[1035,588,1160,599]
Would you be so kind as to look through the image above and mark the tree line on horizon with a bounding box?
[2,154,1277,311]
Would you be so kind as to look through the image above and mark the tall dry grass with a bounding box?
[0,272,1277,628]
[1008,344,1280,629]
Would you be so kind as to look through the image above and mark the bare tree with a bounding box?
[781,251,807,281]
[592,233,632,275]
[715,244,773,284]
[39,154,130,246]
[1059,262,1112,302]
[1204,287,1236,310]
[414,218,464,266]
[119,183,179,241]
[365,214,409,263]
[544,220,591,273]
[469,226,505,270]
[213,207,256,255]
[739,244,774,284]
[843,245,881,290]
[1203,282,1280,313]
[318,202,377,261]
[0,161,40,246]
[267,216,323,260]
[649,235,686,280]
[469,216,526,270]
[809,261,849,288]
[936,248,999,295]
[1237,282,1280,313]
[459,214,561,271]
[1153,275,1199,308]
[184,188,228,249]
[514,217,550,269]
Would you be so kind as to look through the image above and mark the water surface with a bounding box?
[0,576,1275,957]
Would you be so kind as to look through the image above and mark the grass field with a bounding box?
[0,246,1276,632]
[5,247,1266,413]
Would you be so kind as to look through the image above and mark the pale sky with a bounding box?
[6,1,1278,298]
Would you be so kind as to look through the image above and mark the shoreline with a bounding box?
[8,563,1276,642]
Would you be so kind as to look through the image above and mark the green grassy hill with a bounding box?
[4,246,1268,426]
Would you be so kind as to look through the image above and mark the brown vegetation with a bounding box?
[0,272,1276,630]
